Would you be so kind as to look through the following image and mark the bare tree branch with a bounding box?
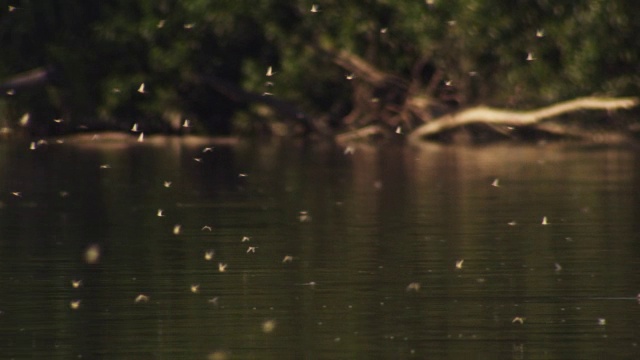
[0,67,54,92]
[408,96,638,143]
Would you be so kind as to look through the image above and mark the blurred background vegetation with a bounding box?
[0,0,638,136]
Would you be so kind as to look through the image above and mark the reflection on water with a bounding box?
[0,136,639,359]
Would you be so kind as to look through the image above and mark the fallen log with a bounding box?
[408,96,638,144]
[335,124,387,144]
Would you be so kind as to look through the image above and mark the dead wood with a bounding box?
[408,96,638,144]
[315,45,407,89]
[0,67,53,92]
[335,124,388,144]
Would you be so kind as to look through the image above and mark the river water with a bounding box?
[0,135,638,359]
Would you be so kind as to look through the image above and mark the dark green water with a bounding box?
[0,135,639,359]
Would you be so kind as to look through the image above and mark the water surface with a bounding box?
[0,136,639,359]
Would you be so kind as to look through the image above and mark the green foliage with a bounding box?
[0,0,637,134]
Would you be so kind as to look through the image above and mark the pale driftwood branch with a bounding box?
[0,67,54,92]
[335,125,387,144]
[408,96,639,143]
